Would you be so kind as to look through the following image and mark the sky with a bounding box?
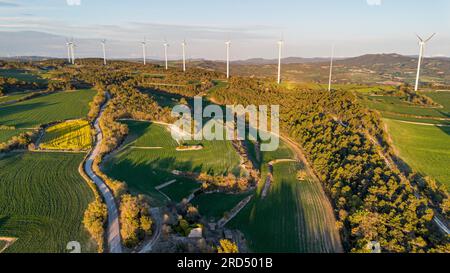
[0,0,449,59]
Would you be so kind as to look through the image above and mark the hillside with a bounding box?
[193,53,450,87]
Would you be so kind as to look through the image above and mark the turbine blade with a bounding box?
[415,34,423,42]
[425,33,436,42]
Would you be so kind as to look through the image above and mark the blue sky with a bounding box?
[0,0,449,59]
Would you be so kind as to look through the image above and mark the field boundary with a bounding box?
[0,237,18,253]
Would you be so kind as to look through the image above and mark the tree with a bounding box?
[83,200,107,252]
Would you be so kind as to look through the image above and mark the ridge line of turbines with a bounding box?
[65,33,436,91]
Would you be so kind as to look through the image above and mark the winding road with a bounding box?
[84,94,123,253]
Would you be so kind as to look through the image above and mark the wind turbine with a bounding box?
[65,40,72,63]
[277,40,284,84]
[328,44,335,92]
[163,41,169,70]
[181,40,187,72]
[225,41,231,79]
[415,33,436,91]
[141,38,147,65]
[101,39,107,66]
[70,38,76,65]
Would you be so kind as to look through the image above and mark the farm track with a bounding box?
[83,93,123,253]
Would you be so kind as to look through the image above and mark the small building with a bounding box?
[188,227,203,238]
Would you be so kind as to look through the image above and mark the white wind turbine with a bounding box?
[181,40,187,72]
[163,41,169,70]
[277,40,284,84]
[414,33,436,91]
[225,40,231,79]
[142,38,147,65]
[65,40,72,63]
[328,44,335,92]
[70,38,76,65]
[101,39,107,65]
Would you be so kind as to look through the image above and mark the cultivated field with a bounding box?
[358,93,449,120]
[159,179,201,203]
[0,89,95,128]
[103,121,240,205]
[228,161,342,253]
[0,92,36,104]
[0,69,46,84]
[191,192,252,222]
[384,118,450,189]
[40,120,92,151]
[0,129,29,143]
[0,152,95,253]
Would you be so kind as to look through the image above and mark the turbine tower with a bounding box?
[70,39,76,65]
[225,41,231,79]
[415,33,436,91]
[277,40,284,84]
[65,40,72,63]
[181,40,187,72]
[163,41,169,70]
[101,39,107,66]
[328,44,335,92]
[142,38,147,65]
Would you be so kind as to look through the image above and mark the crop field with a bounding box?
[228,161,342,253]
[40,120,92,151]
[191,192,252,222]
[0,69,47,84]
[0,152,95,253]
[0,129,30,143]
[103,120,240,205]
[0,92,36,104]
[421,91,450,114]
[0,89,96,128]
[384,119,450,189]
[159,179,201,203]
[358,94,448,119]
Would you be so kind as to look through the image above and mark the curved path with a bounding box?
[84,94,123,253]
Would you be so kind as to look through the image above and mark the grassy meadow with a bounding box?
[191,192,252,222]
[384,118,450,189]
[0,152,95,253]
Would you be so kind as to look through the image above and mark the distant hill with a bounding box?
[193,53,450,86]
[232,57,333,65]
[335,53,415,66]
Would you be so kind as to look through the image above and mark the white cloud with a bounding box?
[366,0,382,6]
[66,0,81,6]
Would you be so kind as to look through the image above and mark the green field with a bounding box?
[0,152,95,253]
[103,120,240,205]
[192,192,252,222]
[0,92,35,104]
[228,161,342,253]
[40,120,92,151]
[384,119,450,189]
[359,94,448,119]
[0,89,96,128]
[0,129,30,143]
[0,69,46,84]
[159,179,201,203]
